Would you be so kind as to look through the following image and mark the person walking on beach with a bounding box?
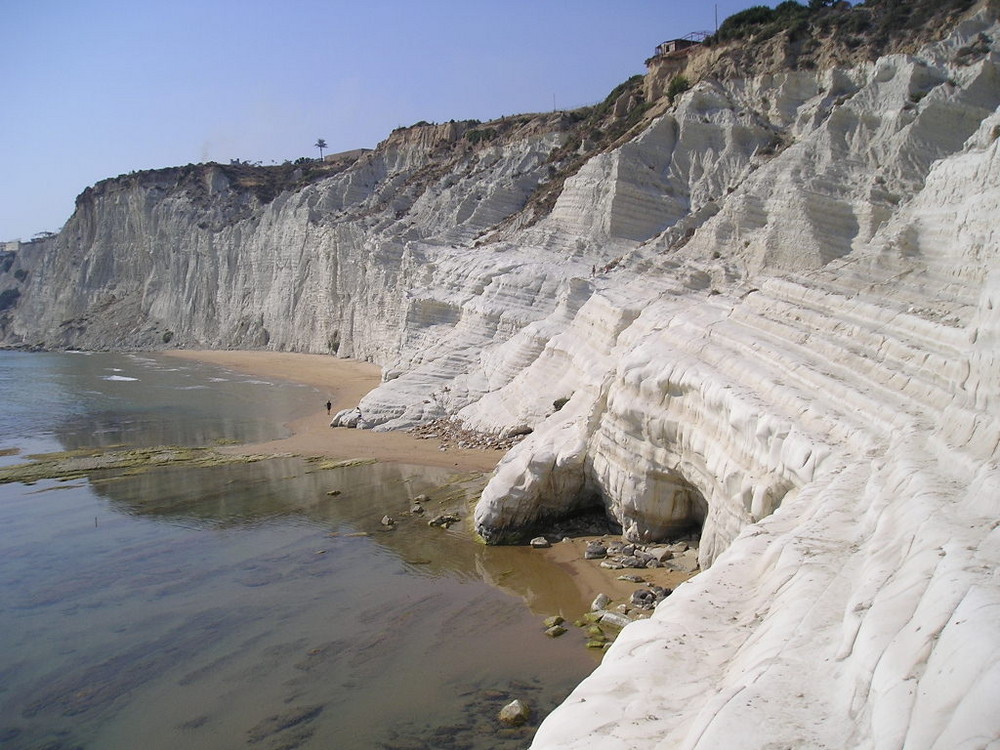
[326,400,332,415]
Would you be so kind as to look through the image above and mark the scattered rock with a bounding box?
[410,418,528,452]
[666,550,700,573]
[428,514,461,528]
[591,593,612,611]
[410,503,425,514]
[543,615,565,628]
[630,586,672,610]
[647,546,673,562]
[544,625,568,638]
[530,536,551,548]
[584,541,608,559]
[498,699,532,726]
[325,489,342,496]
[617,574,646,583]
[598,611,631,629]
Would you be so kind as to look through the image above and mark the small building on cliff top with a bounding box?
[654,37,701,58]
[647,32,709,66]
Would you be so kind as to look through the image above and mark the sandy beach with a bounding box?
[164,350,504,472]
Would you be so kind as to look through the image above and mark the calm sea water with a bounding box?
[0,351,597,750]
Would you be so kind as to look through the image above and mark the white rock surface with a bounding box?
[2,10,999,749]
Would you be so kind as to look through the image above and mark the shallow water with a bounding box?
[0,352,598,749]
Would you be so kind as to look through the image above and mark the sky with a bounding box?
[1,0,775,241]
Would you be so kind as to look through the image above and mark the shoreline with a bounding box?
[163,350,505,472]
[163,349,698,622]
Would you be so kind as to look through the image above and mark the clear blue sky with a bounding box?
[1,0,773,241]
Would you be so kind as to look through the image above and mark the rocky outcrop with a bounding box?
[2,7,999,748]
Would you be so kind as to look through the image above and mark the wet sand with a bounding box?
[164,350,504,472]
[164,350,697,612]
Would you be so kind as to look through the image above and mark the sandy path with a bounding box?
[164,350,504,472]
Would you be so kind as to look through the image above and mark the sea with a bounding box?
[0,350,597,750]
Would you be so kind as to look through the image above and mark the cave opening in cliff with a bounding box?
[625,468,709,544]
[553,499,624,538]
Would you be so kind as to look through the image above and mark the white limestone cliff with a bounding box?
[2,8,999,748]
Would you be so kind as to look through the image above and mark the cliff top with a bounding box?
[76,157,362,211]
[63,0,994,238]
[671,0,989,81]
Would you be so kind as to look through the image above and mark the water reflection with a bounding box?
[0,461,598,750]
[0,351,317,455]
[0,353,601,748]
[85,457,596,617]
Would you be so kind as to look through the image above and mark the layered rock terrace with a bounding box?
[2,7,999,747]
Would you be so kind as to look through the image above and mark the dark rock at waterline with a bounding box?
[428,513,460,528]
[597,610,631,628]
[246,704,324,744]
[584,541,607,559]
[498,699,532,726]
[591,593,611,611]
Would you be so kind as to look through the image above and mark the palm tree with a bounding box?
[315,138,328,160]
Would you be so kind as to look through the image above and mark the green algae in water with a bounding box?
[0,445,272,485]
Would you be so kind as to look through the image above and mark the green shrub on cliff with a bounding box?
[466,128,497,145]
[667,75,692,105]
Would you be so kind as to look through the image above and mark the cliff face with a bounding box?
[3,7,1000,748]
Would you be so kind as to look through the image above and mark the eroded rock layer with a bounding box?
[2,9,999,748]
